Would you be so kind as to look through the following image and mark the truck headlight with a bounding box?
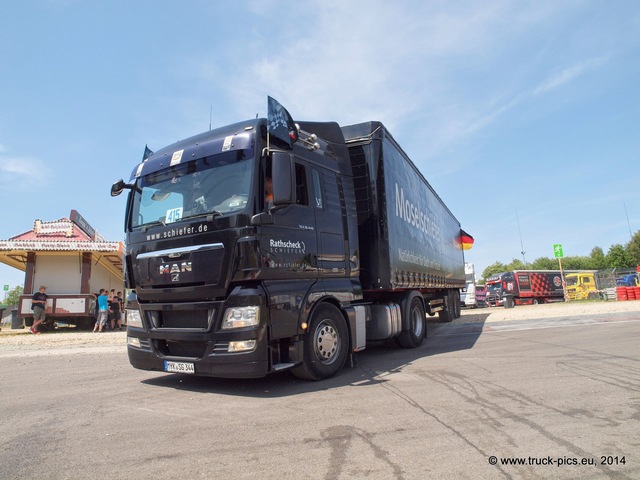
[222,306,260,329]
[126,309,143,328]
[228,340,257,352]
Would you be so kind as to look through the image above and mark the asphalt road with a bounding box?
[1,313,638,480]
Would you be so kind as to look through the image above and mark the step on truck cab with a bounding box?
[112,102,468,380]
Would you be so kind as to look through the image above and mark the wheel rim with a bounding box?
[313,319,341,365]
[411,305,424,338]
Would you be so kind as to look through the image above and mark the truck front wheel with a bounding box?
[292,303,349,381]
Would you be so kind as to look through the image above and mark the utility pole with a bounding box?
[623,198,633,240]
[516,209,527,266]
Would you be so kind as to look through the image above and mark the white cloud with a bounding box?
[0,149,47,181]
[184,0,620,173]
[533,57,606,96]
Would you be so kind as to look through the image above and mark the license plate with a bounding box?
[164,360,195,374]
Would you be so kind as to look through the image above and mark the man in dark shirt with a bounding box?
[31,285,48,334]
[109,290,123,331]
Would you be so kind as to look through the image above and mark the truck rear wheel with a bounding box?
[397,294,425,348]
[439,292,453,323]
[291,303,349,381]
[452,290,461,319]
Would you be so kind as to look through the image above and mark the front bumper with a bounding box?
[127,335,270,378]
[126,284,271,378]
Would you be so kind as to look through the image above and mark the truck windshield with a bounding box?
[565,276,578,286]
[130,150,254,228]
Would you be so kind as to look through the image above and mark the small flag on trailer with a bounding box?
[458,229,474,250]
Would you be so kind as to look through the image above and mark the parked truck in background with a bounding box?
[565,271,605,300]
[461,262,477,308]
[485,270,565,306]
[112,100,469,380]
[566,269,638,300]
[475,284,487,307]
[616,272,639,287]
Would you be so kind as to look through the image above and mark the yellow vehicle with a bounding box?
[565,271,605,300]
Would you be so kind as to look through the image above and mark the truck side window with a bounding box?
[312,169,323,209]
[295,163,308,206]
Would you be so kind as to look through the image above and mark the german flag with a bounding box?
[458,229,474,250]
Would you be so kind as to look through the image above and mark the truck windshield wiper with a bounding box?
[189,210,224,219]
[144,219,166,227]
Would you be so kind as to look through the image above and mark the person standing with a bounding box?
[265,176,274,209]
[30,285,48,334]
[92,289,109,333]
[109,289,123,331]
[108,289,116,331]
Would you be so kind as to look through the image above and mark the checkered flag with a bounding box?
[267,96,298,148]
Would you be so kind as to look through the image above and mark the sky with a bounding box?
[1,0,639,290]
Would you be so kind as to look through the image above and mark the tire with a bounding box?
[397,294,426,348]
[291,303,349,381]
[452,290,461,319]
[532,299,539,305]
[76,317,94,330]
[439,293,453,323]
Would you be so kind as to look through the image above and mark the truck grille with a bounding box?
[154,340,207,358]
[147,309,214,330]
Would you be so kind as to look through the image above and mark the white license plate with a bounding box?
[164,360,195,374]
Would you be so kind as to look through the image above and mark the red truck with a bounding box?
[485,270,565,306]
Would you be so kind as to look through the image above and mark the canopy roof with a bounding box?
[0,216,123,276]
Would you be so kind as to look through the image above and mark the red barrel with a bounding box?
[617,286,628,301]
[627,287,637,301]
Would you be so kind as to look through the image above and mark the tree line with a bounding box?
[1,286,24,308]
[480,230,640,283]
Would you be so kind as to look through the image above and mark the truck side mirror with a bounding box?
[111,179,126,197]
[272,152,294,206]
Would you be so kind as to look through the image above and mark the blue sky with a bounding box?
[1,0,639,289]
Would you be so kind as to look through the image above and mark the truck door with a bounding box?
[310,167,346,277]
[260,159,317,280]
[260,156,318,339]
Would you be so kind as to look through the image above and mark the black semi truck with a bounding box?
[112,105,469,380]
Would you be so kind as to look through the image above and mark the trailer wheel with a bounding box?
[291,303,349,381]
[452,290,461,319]
[397,294,426,348]
[439,293,453,323]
